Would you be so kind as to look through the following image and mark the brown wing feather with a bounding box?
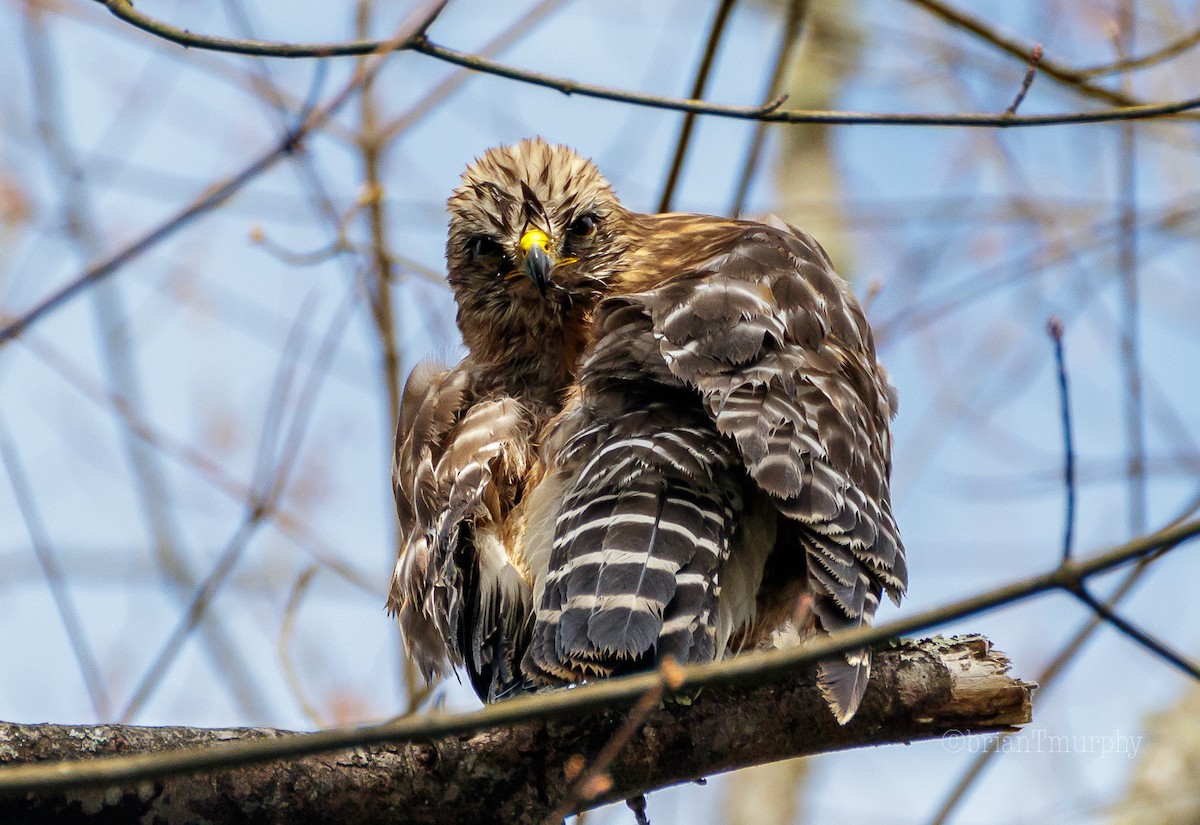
[389,361,536,701]
[634,219,906,723]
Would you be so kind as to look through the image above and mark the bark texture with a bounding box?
[0,635,1033,824]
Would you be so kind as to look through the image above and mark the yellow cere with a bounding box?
[519,228,550,254]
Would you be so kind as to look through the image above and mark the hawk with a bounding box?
[388,138,905,723]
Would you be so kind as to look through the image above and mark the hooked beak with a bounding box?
[520,228,553,297]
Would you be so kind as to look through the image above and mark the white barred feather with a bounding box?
[524,399,740,681]
[634,224,904,722]
[526,219,905,723]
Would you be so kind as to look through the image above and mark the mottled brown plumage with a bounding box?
[389,138,905,720]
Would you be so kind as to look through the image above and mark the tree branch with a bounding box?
[0,636,1031,824]
[91,0,1200,129]
[902,0,1138,108]
[0,514,1192,800]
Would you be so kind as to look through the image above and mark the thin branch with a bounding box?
[0,419,111,719]
[22,6,280,720]
[729,0,808,218]
[1077,24,1200,78]
[0,142,274,348]
[278,566,325,727]
[1070,585,1200,681]
[877,198,1200,340]
[197,6,422,723]
[1004,43,1043,115]
[19,333,380,596]
[252,231,352,266]
[546,661,680,824]
[212,0,371,290]
[376,0,567,146]
[119,289,319,719]
[901,0,1148,110]
[657,0,738,213]
[366,39,1200,129]
[1047,317,1076,562]
[353,0,419,711]
[93,0,414,58]
[0,517,1193,795]
[88,0,1200,130]
[1114,7,1148,538]
[355,1,403,529]
[117,285,357,722]
[118,514,273,722]
[401,37,1200,131]
[930,601,1136,825]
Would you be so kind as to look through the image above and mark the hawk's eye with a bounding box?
[568,213,598,238]
[467,235,506,262]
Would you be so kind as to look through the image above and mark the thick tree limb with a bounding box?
[0,636,1031,824]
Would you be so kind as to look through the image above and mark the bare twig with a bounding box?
[0,145,277,348]
[878,199,1200,339]
[0,419,111,719]
[252,231,353,266]
[729,0,808,218]
[657,0,739,213]
[1077,24,1200,78]
[355,0,403,478]
[1114,8,1148,539]
[20,332,380,596]
[118,286,357,722]
[1070,585,1200,680]
[376,0,567,146]
[380,38,1200,129]
[22,4,278,721]
[902,0,1146,110]
[547,660,684,824]
[1004,43,1042,115]
[1046,317,1076,562]
[930,575,1148,824]
[279,566,325,727]
[353,0,419,712]
[929,499,1200,824]
[199,7,423,723]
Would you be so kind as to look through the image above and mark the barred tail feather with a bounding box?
[528,402,740,680]
[808,536,883,724]
[550,471,731,674]
[556,478,679,662]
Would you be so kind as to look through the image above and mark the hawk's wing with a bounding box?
[637,221,906,721]
[388,361,535,702]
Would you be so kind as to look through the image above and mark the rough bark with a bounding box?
[0,635,1032,824]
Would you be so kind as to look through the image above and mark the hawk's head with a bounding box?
[446,139,631,354]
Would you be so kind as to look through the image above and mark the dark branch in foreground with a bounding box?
[0,515,1191,801]
[0,636,1031,824]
